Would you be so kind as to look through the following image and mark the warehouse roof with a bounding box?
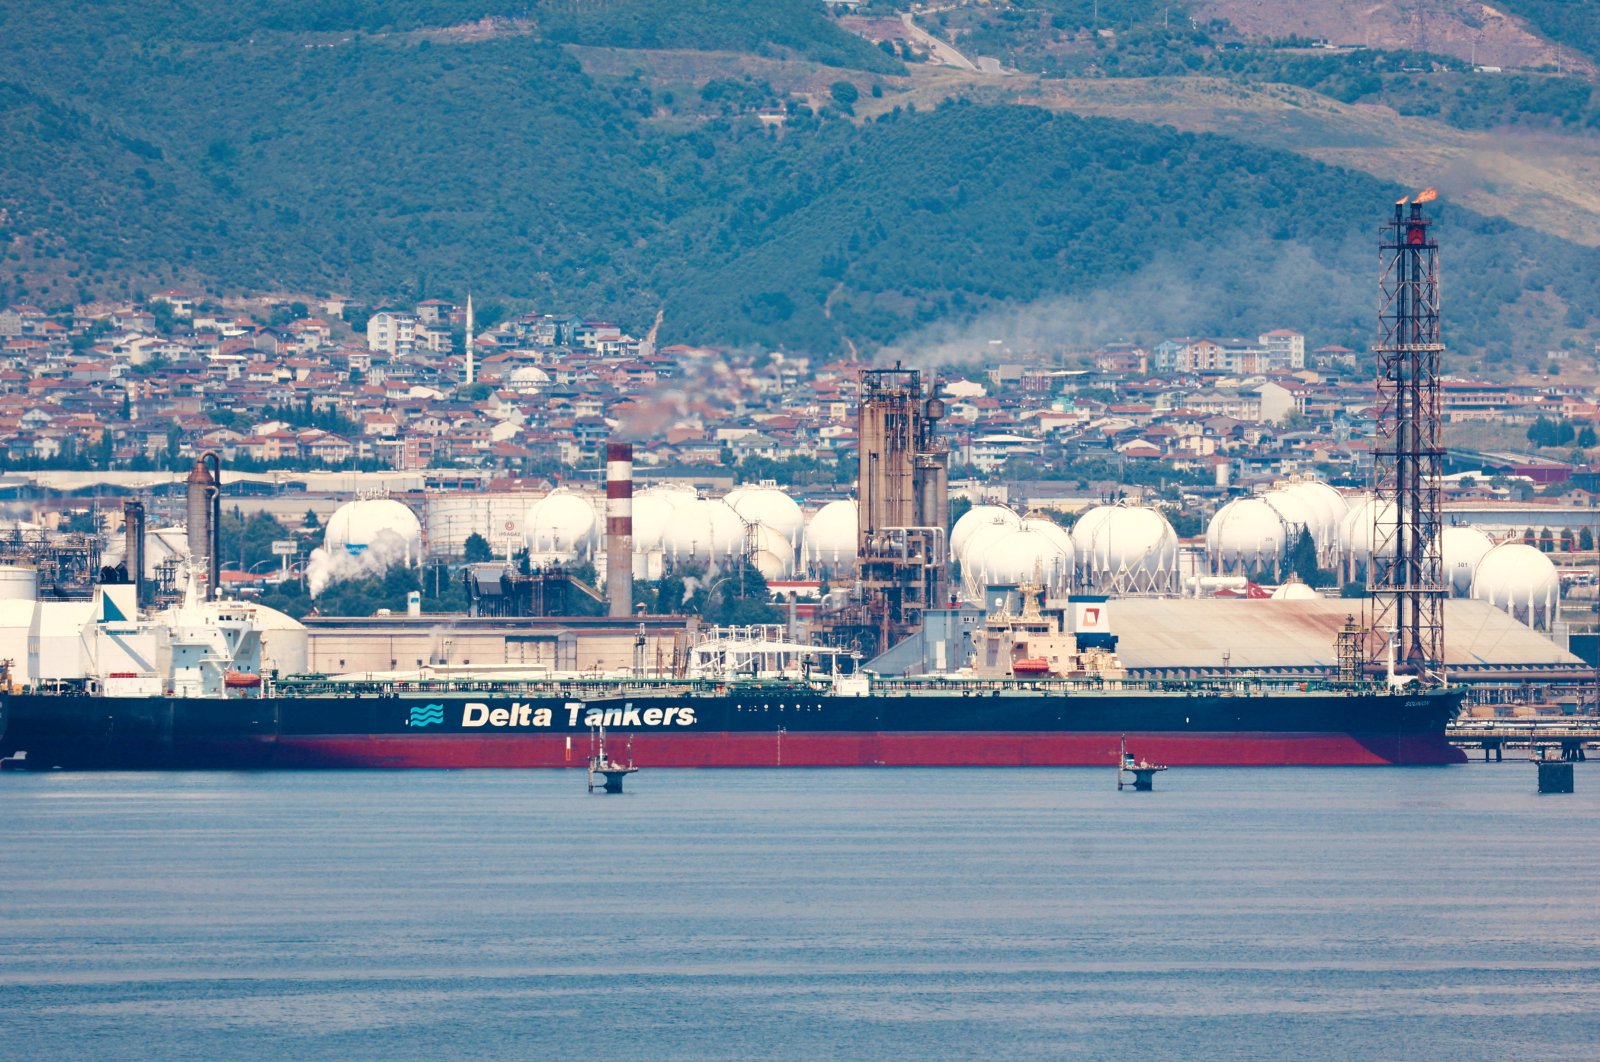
[1107,598,1578,671]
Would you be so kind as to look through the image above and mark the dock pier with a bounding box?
[1447,721,1597,764]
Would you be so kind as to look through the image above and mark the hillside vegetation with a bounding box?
[1,0,1597,360]
[1495,2,1600,65]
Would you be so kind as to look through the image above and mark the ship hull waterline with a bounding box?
[0,687,1469,769]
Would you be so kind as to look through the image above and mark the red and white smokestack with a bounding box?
[606,441,634,617]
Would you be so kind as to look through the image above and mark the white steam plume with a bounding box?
[307,528,416,597]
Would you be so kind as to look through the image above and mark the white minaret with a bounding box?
[464,293,475,386]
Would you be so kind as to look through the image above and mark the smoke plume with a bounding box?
[307,528,415,597]
[879,235,1368,367]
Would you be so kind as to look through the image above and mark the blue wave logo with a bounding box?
[408,703,446,728]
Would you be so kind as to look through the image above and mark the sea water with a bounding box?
[2,765,1597,1060]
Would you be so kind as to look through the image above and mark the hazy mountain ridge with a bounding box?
[2,0,1597,360]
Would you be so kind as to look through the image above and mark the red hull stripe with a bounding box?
[258,731,1466,768]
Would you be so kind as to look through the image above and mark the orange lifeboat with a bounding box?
[224,671,262,689]
[1011,658,1052,677]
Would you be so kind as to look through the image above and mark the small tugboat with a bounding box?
[1117,735,1167,791]
[587,726,638,793]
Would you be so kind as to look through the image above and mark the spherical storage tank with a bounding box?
[1472,542,1559,630]
[728,485,804,550]
[1068,505,1118,557]
[959,519,1028,598]
[804,500,858,573]
[976,526,1073,595]
[1338,495,1396,583]
[1077,505,1177,593]
[324,498,423,563]
[660,498,744,566]
[950,505,1020,561]
[630,493,680,555]
[521,489,597,563]
[1282,480,1348,561]
[1207,498,1287,576]
[629,492,678,582]
[1020,517,1074,556]
[1442,526,1494,597]
[749,524,795,581]
[1261,489,1317,542]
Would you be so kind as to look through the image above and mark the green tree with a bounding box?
[947,495,973,531]
[1281,527,1332,587]
[689,559,779,626]
[218,507,294,573]
[1167,509,1204,539]
[830,80,859,113]
[463,532,494,564]
[1580,526,1594,551]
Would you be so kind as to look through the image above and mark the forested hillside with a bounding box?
[1495,2,1600,65]
[1,0,1597,359]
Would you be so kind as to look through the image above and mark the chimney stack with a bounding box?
[185,453,222,600]
[123,499,145,607]
[605,441,633,617]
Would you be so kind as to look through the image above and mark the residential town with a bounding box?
[1,291,1595,501]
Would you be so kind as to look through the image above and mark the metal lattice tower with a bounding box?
[1366,191,1446,679]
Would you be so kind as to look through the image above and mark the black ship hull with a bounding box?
[0,683,1468,769]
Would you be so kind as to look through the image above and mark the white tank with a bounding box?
[1080,506,1178,592]
[804,500,858,573]
[706,500,746,557]
[631,493,678,554]
[1019,517,1074,557]
[975,527,1071,595]
[1261,489,1316,543]
[1069,505,1119,557]
[1442,526,1495,597]
[959,518,1023,575]
[1284,480,1348,553]
[729,485,804,550]
[1269,578,1319,601]
[252,602,309,676]
[660,498,745,566]
[1339,495,1397,581]
[749,524,795,581]
[324,498,423,563]
[0,565,37,601]
[1472,542,1559,629]
[521,489,597,559]
[424,492,539,555]
[1207,498,1287,576]
[638,484,699,508]
[950,504,1020,560]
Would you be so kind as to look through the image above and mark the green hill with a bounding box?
[0,1,1596,360]
[1495,2,1600,65]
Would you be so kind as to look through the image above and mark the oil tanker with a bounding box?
[0,587,1467,770]
[0,676,1467,770]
